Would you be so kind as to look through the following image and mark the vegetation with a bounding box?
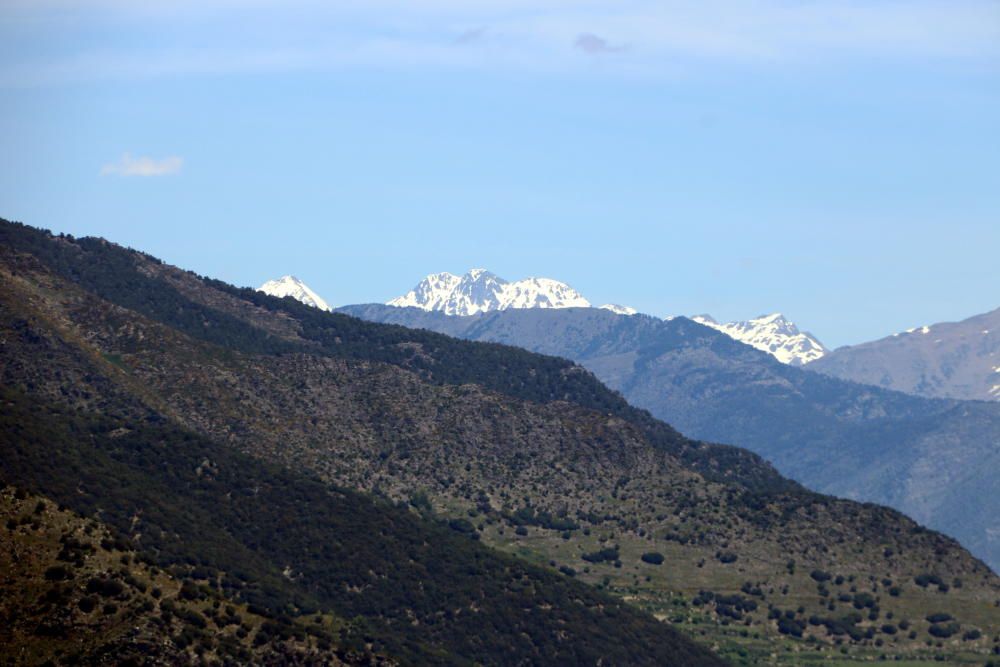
[0,388,722,666]
[0,486,372,666]
[2,218,999,664]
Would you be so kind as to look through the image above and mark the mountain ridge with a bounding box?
[810,306,1000,402]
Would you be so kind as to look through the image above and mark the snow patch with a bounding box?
[600,304,638,316]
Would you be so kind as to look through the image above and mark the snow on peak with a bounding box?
[388,269,591,316]
[600,304,638,316]
[258,275,332,312]
[691,312,827,366]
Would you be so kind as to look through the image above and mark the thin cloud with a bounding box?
[454,26,487,45]
[3,1,998,87]
[574,33,625,55]
[100,153,183,177]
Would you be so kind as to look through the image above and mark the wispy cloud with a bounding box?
[454,26,487,45]
[574,33,625,55]
[2,1,998,86]
[100,153,183,177]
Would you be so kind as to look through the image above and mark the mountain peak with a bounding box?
[258,275,331,311]
[693,312,827,366]
[388,269,591,316]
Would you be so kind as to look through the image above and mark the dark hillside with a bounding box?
[0,388,722,667]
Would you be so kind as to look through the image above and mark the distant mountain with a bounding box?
[340,303,1000,572]
[809,307,1000,402]
[387,268,620,315]
[692,313,828,366]
[258,275,331,311]
[387,270,831,365]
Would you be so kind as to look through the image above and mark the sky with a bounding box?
[1,1,998,348]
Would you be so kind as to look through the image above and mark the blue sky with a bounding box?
[1,1,998,347]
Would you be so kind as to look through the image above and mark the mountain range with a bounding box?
[387,268,634,317]
[314,268,996,399]
[381,268,826,366]
[5,219,999,664]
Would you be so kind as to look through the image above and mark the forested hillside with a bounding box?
[340,303,1000,573]
[3,219,999,665]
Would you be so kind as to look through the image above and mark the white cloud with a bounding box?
[100,153,183,177]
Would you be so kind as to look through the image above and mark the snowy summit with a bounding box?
[691,313,827,366]
[258,275,331,312]
[388,269,601,316]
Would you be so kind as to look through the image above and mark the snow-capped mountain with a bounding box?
[258,276,331,311]
[388,269,595,316]
[691,313,828,366]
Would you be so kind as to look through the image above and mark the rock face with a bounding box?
[258,275,331,311]
[387,268,593,315]
[338,303,1000,572]
[808,307,1000,402]
[692,313,828,366]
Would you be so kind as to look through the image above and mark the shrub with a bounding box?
[448,519,476,534]
[581,547,619,564]
[810,570,832,583]
[914,573,943,588]
[640,552,665,565]
[928,623,960,639]
[86,577,125,597]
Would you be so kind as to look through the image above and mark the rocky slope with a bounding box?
[809,307,1000,402]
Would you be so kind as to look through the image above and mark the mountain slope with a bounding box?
[258,275,332,311]
[809,307,1000,402]
[339,303,1000,573]
[692,313,828,366]
[0,223,724,665]
[4,219,999,664]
